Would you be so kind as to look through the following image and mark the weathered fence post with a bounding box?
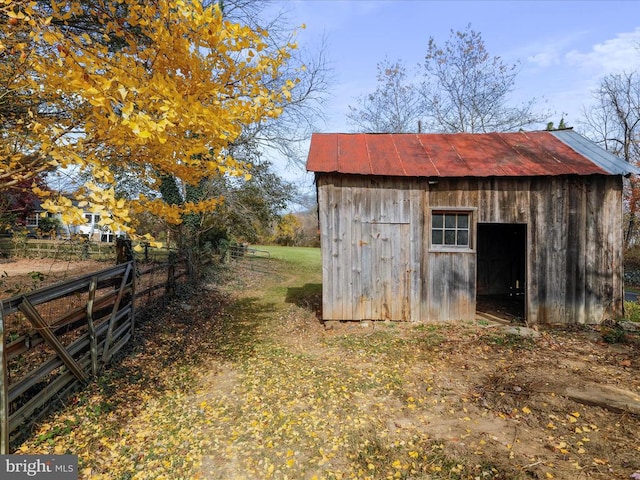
[102,262,134,365]
[87,276,99,376]
[0,307,9,454]
[116,238,133,265]
[0,258,170,448]
[115,238,136,335]
[166,251,176,298]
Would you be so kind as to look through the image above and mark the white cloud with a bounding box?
[520,27,640,122]
[524,27,640,75]
[565,27,640,74]
[528,51,561,68]
[515,28,587,69]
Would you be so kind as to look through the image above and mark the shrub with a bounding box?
[624,246,640,271]
[624,301,640,323]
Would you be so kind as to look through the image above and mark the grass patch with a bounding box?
[624,300,640,322]
[254,244,321,264]
[478,331,536,350]
[15,246,640,480]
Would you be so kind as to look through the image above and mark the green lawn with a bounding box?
[253,244,321,266]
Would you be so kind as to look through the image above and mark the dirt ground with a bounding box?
[10,256,640,479]
[0,258,109,298]
[194,262,640,479]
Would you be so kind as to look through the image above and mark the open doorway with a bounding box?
[476,223,526,322]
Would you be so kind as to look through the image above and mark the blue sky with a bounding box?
[272,0,640,194]
[286,0,640,131]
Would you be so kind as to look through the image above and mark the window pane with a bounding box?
[444,230,456,245]
[445,214,456,228]
[432,211,473,249]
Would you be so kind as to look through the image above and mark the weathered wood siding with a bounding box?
[318,176,423,321]
[316,173,624,324]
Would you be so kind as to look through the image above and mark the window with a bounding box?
[26,214,39,227]
[84,214,100,225]
[431,211,471,248]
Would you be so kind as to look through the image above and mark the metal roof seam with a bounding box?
[364,135,374,175]
[392,136,408,175]
[447,135,470,172]
[478,133,509,176]
[416,134,440,176]
[306,131,640,177]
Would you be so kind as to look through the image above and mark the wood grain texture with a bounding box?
[317,173,624,325]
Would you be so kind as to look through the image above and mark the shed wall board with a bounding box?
[316,174,624,324]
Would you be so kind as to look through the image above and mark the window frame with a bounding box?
[26,214,39,227]
[429,207,476,252]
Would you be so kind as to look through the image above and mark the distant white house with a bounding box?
[68,212,124,242]
[26,207,124,242]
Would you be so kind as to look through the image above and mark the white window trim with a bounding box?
[26,214,39,227]
[429,207,476,253]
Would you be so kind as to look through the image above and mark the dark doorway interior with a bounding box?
[476,223,526,322]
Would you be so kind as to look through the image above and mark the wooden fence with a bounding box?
[0,257,189,453]
[0,237,173,263]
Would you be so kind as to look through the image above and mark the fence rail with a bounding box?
[0,256,189,453]
[0,237,175,263]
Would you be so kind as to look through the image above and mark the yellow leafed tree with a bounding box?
[0,0,298,237]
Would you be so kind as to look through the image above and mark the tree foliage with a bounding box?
[545,116,568,131]
[0,0,300,239]
[204,153,297,244]
[347,57,423,133]
[581,71,640,246]
[210,0,330,168]
[422,25,545,133]
[0,176,47,231]
[273,212,303,246]
[582,72,640,163]
[347,25,546,134]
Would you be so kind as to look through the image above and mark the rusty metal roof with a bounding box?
[306,130,640,177]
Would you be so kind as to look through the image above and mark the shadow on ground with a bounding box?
[285,283,322,318]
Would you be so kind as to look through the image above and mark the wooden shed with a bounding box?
[306,130,640,325]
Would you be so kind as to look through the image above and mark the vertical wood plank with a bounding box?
[360,221,373,320]
[409,184,423,322]
[102,262,133,364]
[318,178,334,320]
[129,259,137,335]
[0,308,9,454]
[341,184,352,321]
[351,186,363,320]
[86,276,99,376]
[396,224,411,320]
[552,178,568,321]
[584,179,599,323]
[333,183,345,320]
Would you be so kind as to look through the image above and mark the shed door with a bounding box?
[476,223,526,321]
[358,222,411,321]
